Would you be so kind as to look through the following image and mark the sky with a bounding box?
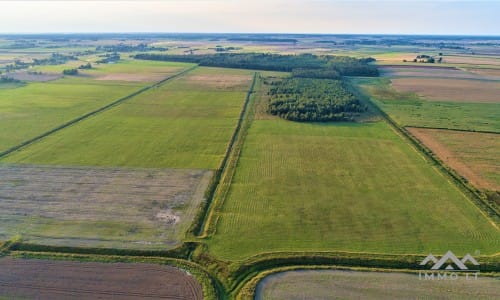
[0,0,499,35]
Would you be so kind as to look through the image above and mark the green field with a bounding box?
[353,77,500,133]
[0,60,193,154]
[0,78,141,153]
[206,81,499,260]
[2,67,255,169]
[257,270,500,300]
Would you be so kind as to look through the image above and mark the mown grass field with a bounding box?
[353,77,500,133]
[2,67,255,169]
[206,82,499,260]
[256,270,500,300]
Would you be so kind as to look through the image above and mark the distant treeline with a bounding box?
[96,43,167,52]
[267,78,366,122]
[134,53,378,77]
[227,37,298,43]
[4,53,77,72]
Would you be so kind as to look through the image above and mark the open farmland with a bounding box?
[390,77,500,103]
[2,67,255,169]
[256,270,500,300]
[0,258,202,300]
[206,80,499,260]
[379,65,494,80]
[0,165,211,249]
[0,60,193,154]
[354,77,500,132]
[408,128,500,191]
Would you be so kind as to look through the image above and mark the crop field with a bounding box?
[390,77,500,103]
[354,77,500,132]
[82,59,193,83]
[206,83,499,260]
[256,270,500,300]
[379,65,490,80]
[0,60,193,154]
[1,67,254,169]
[408,128,499,191]
[0,34,499,299]
[0,165,211,248]
[0,78,142,153]
[467,67,500,79]
[0,257,203,299]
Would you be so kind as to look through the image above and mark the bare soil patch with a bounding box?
[0,165,212,249]
[391,78,500,103]
[408,127,499,191]
[5,71,62,82]
[0,257,202,300]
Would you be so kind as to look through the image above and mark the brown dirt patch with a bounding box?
[391,78,500,103]
[95,73,167,82]
[408,127,499,191]
[5,71,62,82]
[185,74,252,89]
[0,257,203,300]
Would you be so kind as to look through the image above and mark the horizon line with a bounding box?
[0,32,499,38]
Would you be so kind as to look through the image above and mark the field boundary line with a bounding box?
[193,72,258,237]
[348,78,499,225]
[0,65,198,159]
[405,125,499,135]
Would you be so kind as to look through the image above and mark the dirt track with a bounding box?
[0,257,203,300]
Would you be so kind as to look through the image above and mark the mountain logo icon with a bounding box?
[420,251,479,270]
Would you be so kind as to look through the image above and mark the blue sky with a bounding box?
[0,0,498,35]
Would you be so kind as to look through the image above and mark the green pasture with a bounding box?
[353,77,500,133]
[207,86,499,260]
[2,67,255,169]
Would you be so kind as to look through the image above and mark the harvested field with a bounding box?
[391,78,500,103]
[4,71,62,82]
[408,128,500,191]
[0,257,202,300]
[380,65,490,80]
[442,55,500,66]
[0,165,212,249]
[467,68,500,80]
[256,270,500,300]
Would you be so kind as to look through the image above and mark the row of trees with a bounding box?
[268,78,366,122]
[134,53,379,77]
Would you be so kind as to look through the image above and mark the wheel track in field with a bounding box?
[0,65,198,160]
